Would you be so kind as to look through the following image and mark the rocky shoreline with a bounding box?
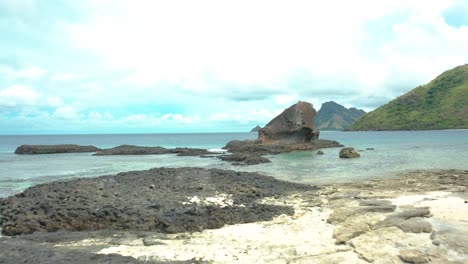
[0,169,467,263]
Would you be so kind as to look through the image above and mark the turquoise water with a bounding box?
[1,131,468,197]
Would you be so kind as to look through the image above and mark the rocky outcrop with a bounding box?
[219,153,271,165]
[0,167,315,236]
[220,101,342,165]
[94,145,216,156]
[339,147,360,158]
[259,101,319,144]
[15,144,100,154]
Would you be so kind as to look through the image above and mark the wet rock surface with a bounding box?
[218,153,271,165]
[15,144,101,154]
[0,167,314,236]
[339,147,360,158]
[94,145,216,156]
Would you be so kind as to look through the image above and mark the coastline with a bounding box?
[1,169,466,263]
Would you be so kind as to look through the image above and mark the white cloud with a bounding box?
[54,106,79,119]
[0,65,47,79]
[46,96,64,107]
[0,85,40,107]
[50,73,78,81]
[61,0,468,108]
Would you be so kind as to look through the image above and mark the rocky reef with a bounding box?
[220,101,342,165]
[0,167,314,236]
[15,144,101,154]
[94,145,216,156]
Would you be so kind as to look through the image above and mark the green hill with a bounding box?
[315,101,366,130]
[350,64,468,130]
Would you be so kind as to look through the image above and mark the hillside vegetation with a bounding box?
[350,64,468,130]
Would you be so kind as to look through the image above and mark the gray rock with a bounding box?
[339,147,360,158]
[219,153,271,165]
[94,145,215,156]
[398,217,432,233]
[328,205,396,224]
[15,144,100,154]
[393,208,431,219]
[399,249,429,263]
[316,150,324,155]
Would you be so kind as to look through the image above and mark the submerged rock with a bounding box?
[0,167,315,236]
[339,147,360,158]
[15,144,100,154]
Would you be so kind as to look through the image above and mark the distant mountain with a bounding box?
[350,64,468,130]
[250,125,262,132]
[314,101,366,130]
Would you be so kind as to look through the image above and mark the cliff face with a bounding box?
[350,64,468,130]
[259,101,319,143]
[315,101,366,131]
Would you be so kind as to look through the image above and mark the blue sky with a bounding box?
[1,0,468,134]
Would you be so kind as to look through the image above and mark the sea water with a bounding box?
[1,130,467,197]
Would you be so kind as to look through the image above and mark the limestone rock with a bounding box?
[399,249,429,263]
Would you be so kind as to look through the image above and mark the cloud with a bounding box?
[0,85,40,107]
[53,106,79,120]
[0,65,47,79]
[2,0,468,133]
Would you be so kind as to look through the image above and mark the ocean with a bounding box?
[1,130,468,198]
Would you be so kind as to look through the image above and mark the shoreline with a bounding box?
[1,169,467,263]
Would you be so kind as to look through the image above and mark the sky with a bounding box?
[1,0,468,134]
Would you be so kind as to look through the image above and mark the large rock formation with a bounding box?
[220,101,342,165]
[259,101,319,143]
[15,144,100,154]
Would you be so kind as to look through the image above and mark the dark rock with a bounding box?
[366,148,375,150]
[219,153,271,165]
[317,150,324,155]
[339,147,360,158]
[259,101,319,144]
[15,144,100,154]
[93,145,215,156]
[250,125,262,132]
[0,167,315,236]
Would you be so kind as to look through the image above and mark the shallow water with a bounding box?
[1,130,467,197]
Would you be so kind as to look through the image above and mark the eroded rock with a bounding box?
[15,144,100,154]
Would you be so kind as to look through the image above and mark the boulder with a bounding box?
[339,147,360,158]
[317,150,324,155]
[15,144,100,154]
[258,101,319,144]
[399,249,429,263]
